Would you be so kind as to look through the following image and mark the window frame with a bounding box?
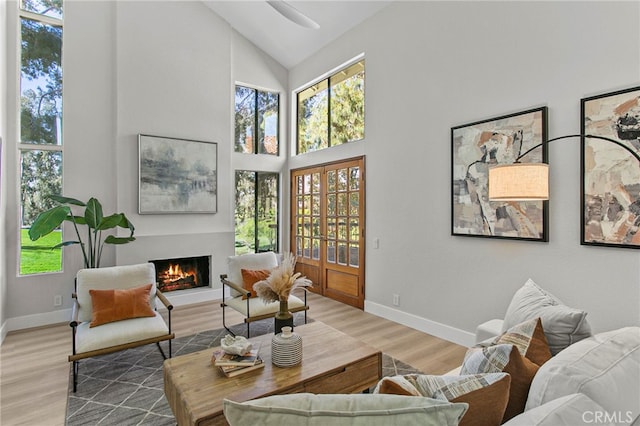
[17,0,64,276]
[234,170,280,255]
[295,56,365,155]
[234,83,280,156]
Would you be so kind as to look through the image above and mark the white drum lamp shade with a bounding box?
[488,163,549,201]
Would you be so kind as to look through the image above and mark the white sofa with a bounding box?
[477,321,640,425]
[222,279,639,425]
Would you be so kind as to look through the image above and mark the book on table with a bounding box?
[211,343,261,367]
[218,357,265,377]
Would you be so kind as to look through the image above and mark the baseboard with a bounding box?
[364,300,475,347]
[1,287,224,340]
[0,320,7,345]
[3,308,72,336]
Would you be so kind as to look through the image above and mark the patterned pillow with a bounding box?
[374,373,511,426]
[493,317,552,366]
[461,344,539,423]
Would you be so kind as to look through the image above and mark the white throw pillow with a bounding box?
[223,393,468,426]
[526,327,640,422]
[504,393,616,426]
[502,278,592,355]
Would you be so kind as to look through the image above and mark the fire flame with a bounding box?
[162,263,196,283]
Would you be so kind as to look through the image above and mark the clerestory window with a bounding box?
[296,59,365,154]
[234,85,279,155]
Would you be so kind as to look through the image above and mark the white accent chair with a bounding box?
[220,252,308,337]
[69,263,174,392]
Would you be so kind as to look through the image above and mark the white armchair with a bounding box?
[69,263,174,392]
[220,252,309,337]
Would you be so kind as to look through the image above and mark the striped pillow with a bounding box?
[461,344,539,423]
[493,317,552,366]
[374,373,511,426]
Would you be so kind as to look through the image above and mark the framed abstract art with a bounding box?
[138,134,218,214]
[451,107,548,241]
[581,86,640,248]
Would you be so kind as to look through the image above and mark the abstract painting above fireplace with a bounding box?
[150,255,211,292]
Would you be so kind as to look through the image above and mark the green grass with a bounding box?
[20,229,62,275]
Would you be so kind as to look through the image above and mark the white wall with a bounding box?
[1,1,288,334]
[289,1,640,344]
[0,0,8,341]
[2,1,638,345]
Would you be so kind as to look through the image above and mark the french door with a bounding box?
[291,157,365,309]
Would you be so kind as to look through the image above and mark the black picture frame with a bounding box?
[581,86,640,249]
[451,107,549,241]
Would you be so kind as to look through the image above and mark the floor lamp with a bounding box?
[488,134,640,201]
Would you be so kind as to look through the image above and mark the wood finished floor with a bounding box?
[0,292,467,425]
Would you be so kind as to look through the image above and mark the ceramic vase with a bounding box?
[271,326,302,367]
[274,299,294,334]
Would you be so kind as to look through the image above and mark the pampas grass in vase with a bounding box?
[253,252,311,333]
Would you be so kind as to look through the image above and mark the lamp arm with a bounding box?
[515,134,640,164]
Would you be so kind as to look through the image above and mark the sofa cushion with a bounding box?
[240,268,271,299]
[526,326,640,421]
[223,393,468,426]
[76,311,169,353]
[493,317,552,366]
[504,393,616,426]
[227,252,278,297]
[461,344,539,423]
[502,278,592,355]
[89,283,156,327]
[224,294,305,317]
[374,373,511,426]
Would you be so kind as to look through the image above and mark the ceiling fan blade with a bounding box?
[266,0,320,29]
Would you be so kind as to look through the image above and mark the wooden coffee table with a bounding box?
[163,321,382,425]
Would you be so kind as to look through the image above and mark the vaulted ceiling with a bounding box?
[203,1,393,69]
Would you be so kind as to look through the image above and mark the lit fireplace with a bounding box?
[150,256,210,292]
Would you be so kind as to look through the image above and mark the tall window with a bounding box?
[235,172,279,254]
[297,60,365,154]
[234,85,279,155]
[18,0,63,275]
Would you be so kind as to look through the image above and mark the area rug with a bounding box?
[66,314,421,425]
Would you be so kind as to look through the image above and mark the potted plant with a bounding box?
[28,195,135,268]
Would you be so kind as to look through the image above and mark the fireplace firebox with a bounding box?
[150,256,210,292]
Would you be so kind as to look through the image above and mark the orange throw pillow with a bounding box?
[89,283,155,327]
[240,269,271,299]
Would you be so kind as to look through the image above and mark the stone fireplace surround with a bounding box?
[116,232,235,307]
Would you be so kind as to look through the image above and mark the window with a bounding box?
[234,85,279,155]
[18,0,63,275]
[235,171,279,255]
[297,60,365,154]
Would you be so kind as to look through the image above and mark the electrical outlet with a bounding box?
[54,295,62,307]
[392,293,399,306]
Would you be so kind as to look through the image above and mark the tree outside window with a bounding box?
[297,60,365,154]
[235,171,279,254]
[235,85,279,155]
[19,0,64,275]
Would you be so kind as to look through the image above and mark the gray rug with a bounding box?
[66,314,420,425]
